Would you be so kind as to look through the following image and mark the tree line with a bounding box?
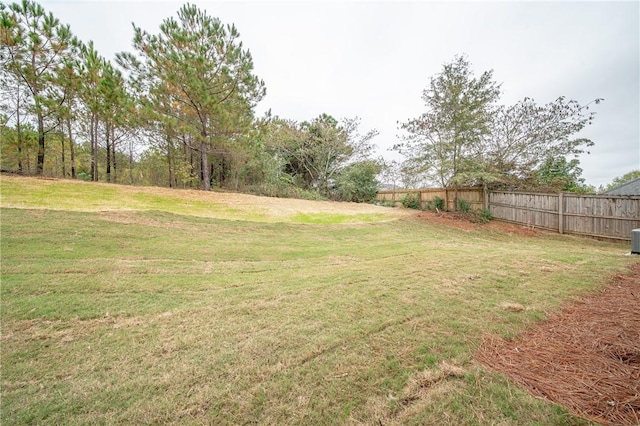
[1,1,629,202]
[0,1,382,201]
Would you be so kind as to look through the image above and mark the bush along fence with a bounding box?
[376,188,640,241]
[376,187,485,211]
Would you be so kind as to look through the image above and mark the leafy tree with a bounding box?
[266,114,378,198]
[335,159,382,202]
[534,157,593,193]
[97,58,133,183]
[0,119,38,171]
[117,4,265,190]
[340,116,378,163]
[601,170,640,193]
[399,160,429,189]
[300,114,352,196]
[136,146,169,187]
[77,41,105,181]
[258,117,307,194]
[483,96,602,188]
[378,159,402,190]
[1,0,77,174]
[0,55,32,172]
[55,54,82,178]
[396,55,501,208]
[396,55,603,196]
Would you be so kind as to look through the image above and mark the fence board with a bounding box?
[376,187,484,210]
[488,191,640,241]
[377,188,640,241]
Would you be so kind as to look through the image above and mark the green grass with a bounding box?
[0,177,258,220]
[0,176,392,224]
[1,176,635,425]
[290,212,388,224]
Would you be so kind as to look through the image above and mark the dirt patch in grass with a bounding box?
[416,210,539,236]
[477,262,640,426]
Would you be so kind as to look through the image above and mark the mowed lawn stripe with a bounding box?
[1,180,635,424]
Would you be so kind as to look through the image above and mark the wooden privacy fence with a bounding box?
[489,192,640,241]
[376,188,640,241]
[376,187,484,211]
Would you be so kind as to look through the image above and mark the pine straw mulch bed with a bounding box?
[476,262,640,425]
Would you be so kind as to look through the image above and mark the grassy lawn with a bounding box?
[1,176,635,425]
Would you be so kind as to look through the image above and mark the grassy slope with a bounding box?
[1,176,635,425]
[0,176,396,224]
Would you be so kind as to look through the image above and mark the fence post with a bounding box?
[483,184,489,210]
[558,192,564,234]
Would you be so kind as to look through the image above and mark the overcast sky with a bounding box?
[41,0,639,188]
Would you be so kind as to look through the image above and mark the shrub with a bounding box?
[401,193,421,209]
[335,160,381,203]
[457,199,471,213]
[470,208,493,224]
[432,196,445,211]
[244,183,326,201]
[77,172,92,181]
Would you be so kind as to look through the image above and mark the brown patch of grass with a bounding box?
[499,302,526,312]
[347,361,468,425]
[402,361,467,402]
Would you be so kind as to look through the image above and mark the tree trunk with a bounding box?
[167,134,175,188]
[90,114,97,181]
[218,154,226,187]
[106,121,111,182]
[483,182,488,210]
[67,117,76,179]
[452,143,458,211]
[94,116,99,181]
[129,139,134,185]
[201,141,210,191]
[16,88,24,173]
[17,139,23,173]
[36,111,45,175]
[61,129,66,178]
[453,184,459,212]
[111,126,117,184]
[188,137,196,187]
